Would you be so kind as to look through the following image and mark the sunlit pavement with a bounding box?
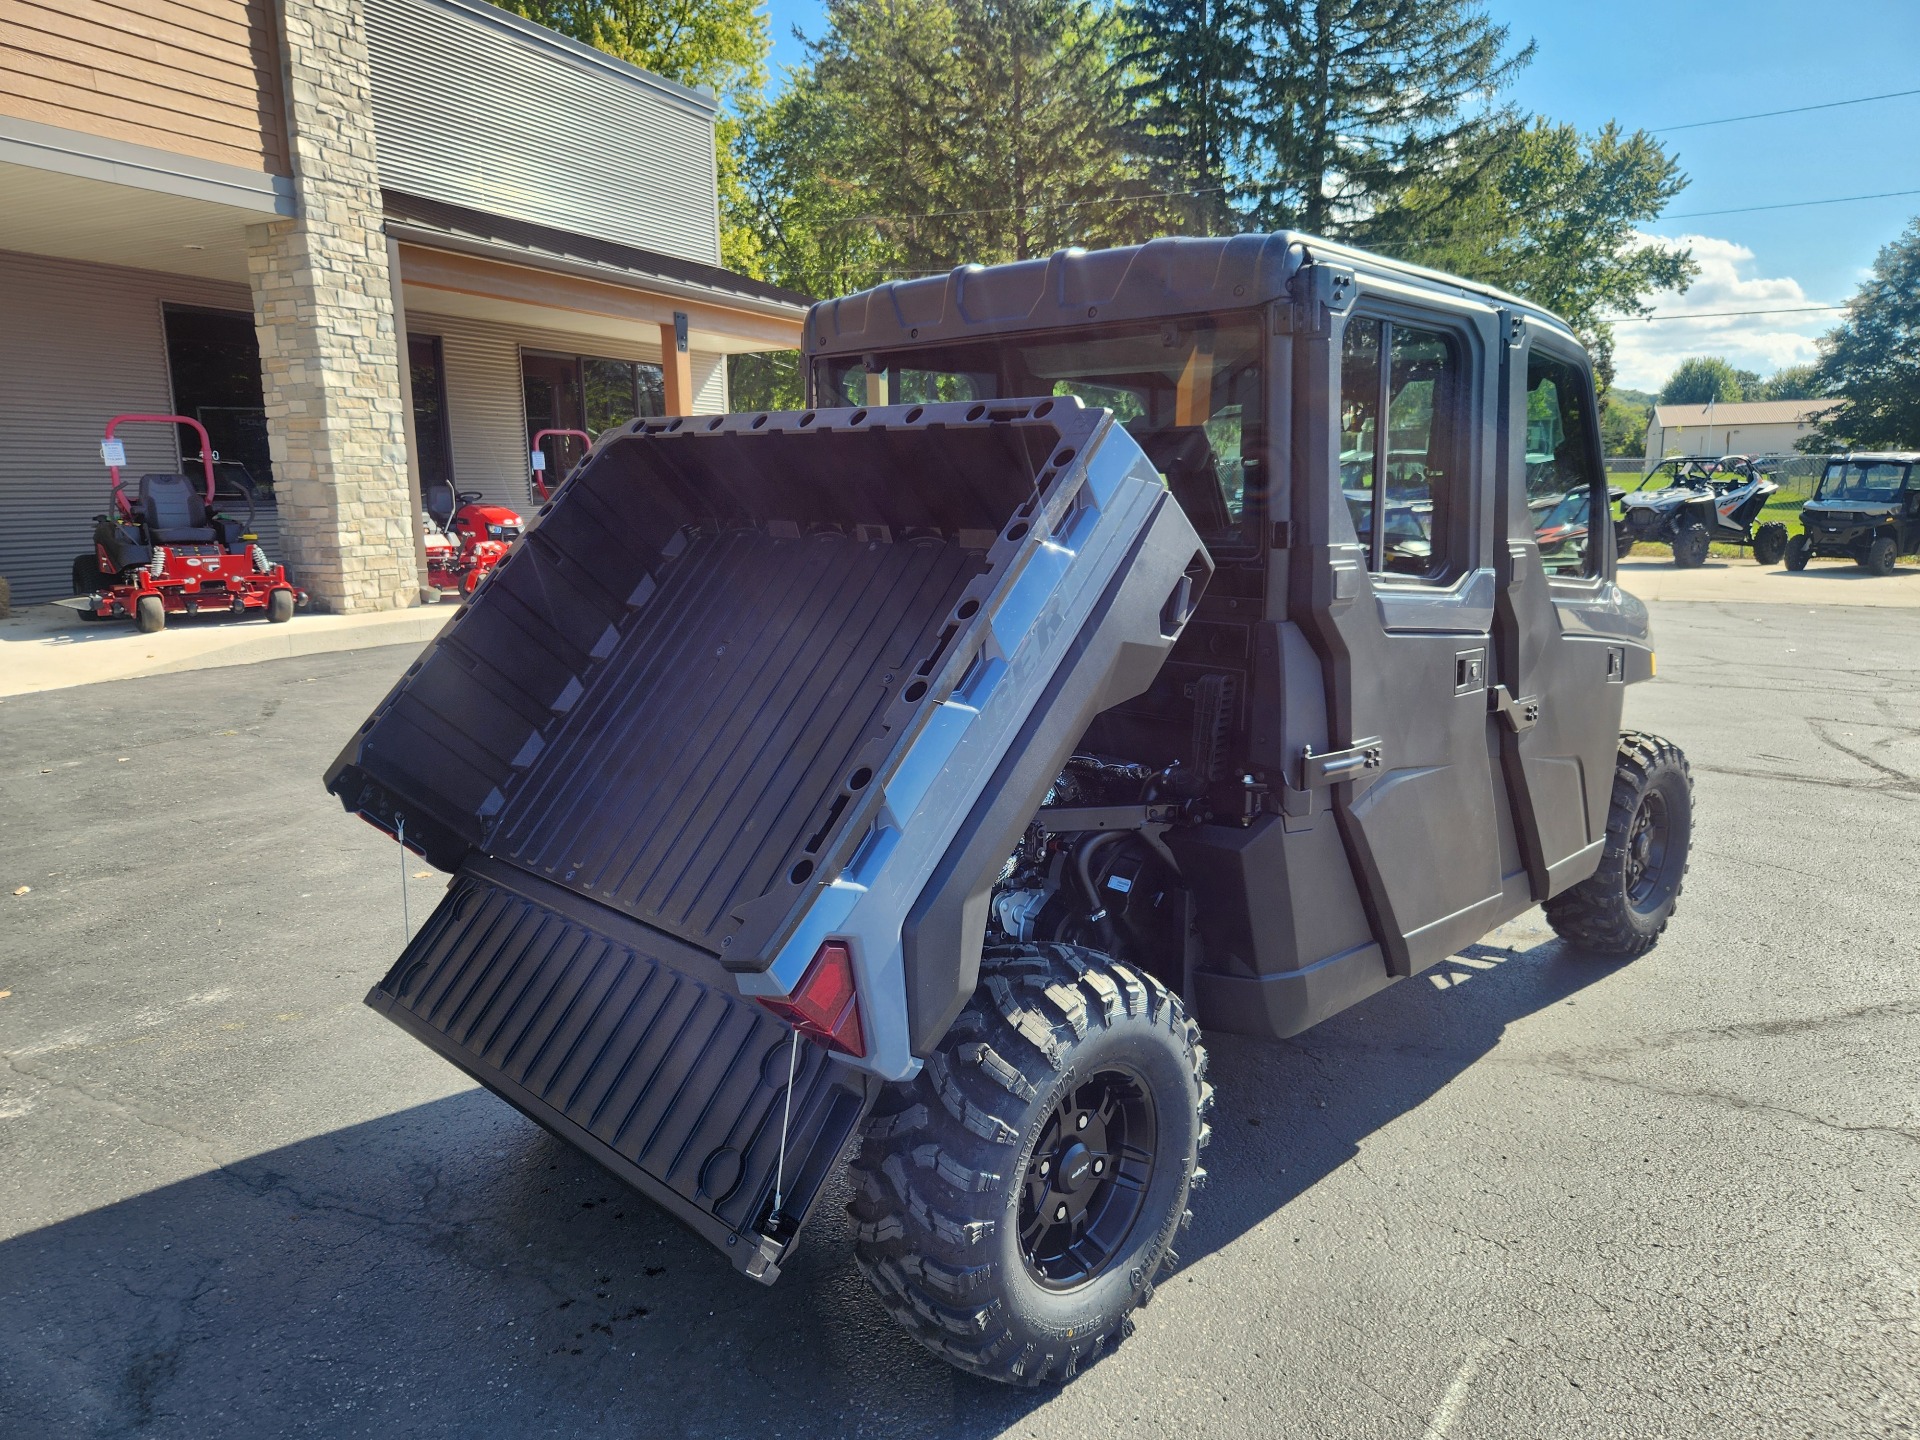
[0,601,452,698]
[1,600,1914,1438]
[1617,553,1920,605]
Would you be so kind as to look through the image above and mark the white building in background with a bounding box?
[1644,399,1837,463]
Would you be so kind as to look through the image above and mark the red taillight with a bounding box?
[756,941,866,1057]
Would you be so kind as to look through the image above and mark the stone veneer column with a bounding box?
[246,0,416,612]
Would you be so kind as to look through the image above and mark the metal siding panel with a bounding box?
[0,250,271,604]
[365,0,722,267]
[691,351,727,413]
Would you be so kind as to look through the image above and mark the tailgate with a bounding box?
[374,858,868,1281]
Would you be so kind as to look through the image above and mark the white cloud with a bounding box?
[1609,233,1834,391]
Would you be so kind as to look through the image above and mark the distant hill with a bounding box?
[1611,386,1656,410]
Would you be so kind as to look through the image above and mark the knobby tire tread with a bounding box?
[847,942,1209,1386]
[1543,731,1691,957]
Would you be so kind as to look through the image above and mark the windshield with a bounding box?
[817,314,1263,548]
[1816,460,1910,504]
[1537,490,1589,528]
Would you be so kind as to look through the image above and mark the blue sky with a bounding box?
[759,0,1920,389]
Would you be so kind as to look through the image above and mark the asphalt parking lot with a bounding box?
[2,599,1916,1439]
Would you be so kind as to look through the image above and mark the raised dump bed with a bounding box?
[327,398,1208,1277]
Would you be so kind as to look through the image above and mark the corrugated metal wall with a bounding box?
[414,309,727,509]
[0,250,282,605]
[364,0,723,268]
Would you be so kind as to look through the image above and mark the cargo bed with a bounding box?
[328,399,1208,1275]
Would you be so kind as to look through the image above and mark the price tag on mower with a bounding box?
[529,450,547,471]
[100,440,126,467]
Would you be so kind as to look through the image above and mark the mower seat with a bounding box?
[139,474,218,545]
[424,481,456,528]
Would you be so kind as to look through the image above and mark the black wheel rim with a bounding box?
[1623,789,1671,911]
[1018,1068,1157,1291]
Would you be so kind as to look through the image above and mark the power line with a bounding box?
[1665,186,1920,219]
[867,183,1229,224]
[1653,86,1920,133]
[1604,304,1847,323]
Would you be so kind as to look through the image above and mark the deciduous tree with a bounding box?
[1386,121,1695,389]
[1806,219,1920,450]
[1660,356,1748,406]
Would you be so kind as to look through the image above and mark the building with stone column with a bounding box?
[0,0,808,608]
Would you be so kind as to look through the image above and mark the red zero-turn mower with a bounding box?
[74,414,304,634]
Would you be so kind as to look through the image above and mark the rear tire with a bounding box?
[1863,536,1898,576]
[1751,521,1788,566]
[1614,531,1635,560]
[134,595,165,633]
[1544,732,1692,958]
[1784,533,1811,571]
[1672,523,1710,567]
[848,943,1210,1386]
[267,588,295,623]
[72,554,112,595]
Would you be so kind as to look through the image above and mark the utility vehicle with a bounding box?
[1784,453,1920,574]
[1617,454,1785,565]
[326,235,1692,1386]
[73,413,302,632]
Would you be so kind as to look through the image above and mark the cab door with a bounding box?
[1489,319,1627,894]
[1287,263,1508,976]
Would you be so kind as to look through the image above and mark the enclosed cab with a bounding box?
[328,234,1693,1386]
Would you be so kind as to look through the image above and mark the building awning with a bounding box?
[382,189,810,324]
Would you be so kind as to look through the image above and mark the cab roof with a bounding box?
[805,232,1583,358]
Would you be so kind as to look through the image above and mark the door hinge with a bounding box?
[1300,738,1384,789]
[1489,686,1540,732]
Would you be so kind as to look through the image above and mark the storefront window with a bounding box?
[163,305,273,499]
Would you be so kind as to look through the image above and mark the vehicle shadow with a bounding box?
[0,933,1617,1439]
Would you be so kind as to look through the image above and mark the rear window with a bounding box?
[816,315,1263,548]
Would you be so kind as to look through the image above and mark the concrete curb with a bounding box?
[0,603,454,697]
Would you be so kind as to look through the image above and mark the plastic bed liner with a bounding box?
[328,399,1209,1275]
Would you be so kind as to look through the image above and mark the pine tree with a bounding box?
[1116,0,1258,234]
[808,0,1159,271]
[1243,0,1533,233]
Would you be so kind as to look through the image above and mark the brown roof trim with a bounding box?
[381,189,812,310]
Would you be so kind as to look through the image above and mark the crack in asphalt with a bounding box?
[1518,1059,1920,1148]
[1692,761,1920,798]
[0,1051,228,1161]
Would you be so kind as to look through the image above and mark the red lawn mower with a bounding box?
[417,430,589,595]
[74,414,304,633]
[421,482,525,597]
